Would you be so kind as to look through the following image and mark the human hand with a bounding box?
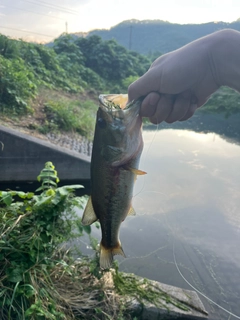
[128,33,221,124]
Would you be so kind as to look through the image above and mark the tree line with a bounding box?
[0,32,239,119]
[0,33,151,115]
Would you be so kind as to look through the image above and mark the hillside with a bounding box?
[74,19,240,54]
[1,29,240,144]
[0,33,151,141]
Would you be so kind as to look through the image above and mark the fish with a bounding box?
[81,94,146,269]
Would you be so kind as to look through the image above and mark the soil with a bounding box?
[0,88,98,155]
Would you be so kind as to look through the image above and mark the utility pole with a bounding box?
[129,25,133,50]
[65,22,68,34]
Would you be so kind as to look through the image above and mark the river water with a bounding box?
[78,113,240,320]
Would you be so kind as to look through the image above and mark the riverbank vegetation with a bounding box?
[0,33,150,139]
[0,162,185,320]
[0,161,128,319]
[0,33,239,140]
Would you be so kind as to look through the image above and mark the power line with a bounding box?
[1,4,65,21]
[19,0,80,15]
[0,25,57,38]
[129,25,133,50]
[32,0,80,14]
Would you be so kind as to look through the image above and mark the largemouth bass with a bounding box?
[82,94,146,269]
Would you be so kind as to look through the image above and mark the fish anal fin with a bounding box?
[100,242,125,269]
[82,196,98,226]
[128,167,147,175]
[128,206,136,216]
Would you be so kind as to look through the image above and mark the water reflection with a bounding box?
[116,128,240,320]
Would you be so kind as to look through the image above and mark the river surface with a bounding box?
[77,113,240,320]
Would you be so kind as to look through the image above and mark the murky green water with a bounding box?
[119,127,240,319]
[82,113,240,320]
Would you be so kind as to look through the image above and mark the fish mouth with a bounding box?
[99,94,136,112]
[98,93,143,168]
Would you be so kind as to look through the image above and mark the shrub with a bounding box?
[0,162,89,319]
[0,56,37,114]
[43,99,97,138]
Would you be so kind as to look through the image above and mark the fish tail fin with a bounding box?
[100,242,125,269]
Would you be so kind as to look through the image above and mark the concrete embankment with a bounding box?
[101,271,209,320]
[0,125,91,188]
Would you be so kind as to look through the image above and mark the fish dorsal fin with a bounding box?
[81,196,98,226]
[128,206,136,216]
[128,167,147,175]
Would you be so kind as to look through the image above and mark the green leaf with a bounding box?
[34,194,52,206]
[51,192,61,205]
[1,193,12,206]
[21,284,36,298]
[56,186,69,196]
[82,225,91,234]
[94,221,100,229]
[26,192,34,198]
[16,191,27,198]
[6,267,23,283]
[58,184,84,190]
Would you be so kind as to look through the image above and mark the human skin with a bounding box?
[128,29,240,124]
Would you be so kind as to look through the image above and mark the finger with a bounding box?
[140,92,161,117]
[149,94,174,124]
[128,68,160,102]
[165,92,191,123]
[179,104,198,121]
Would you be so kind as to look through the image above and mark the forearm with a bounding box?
[209,29,240,92]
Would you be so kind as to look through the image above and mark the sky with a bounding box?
[0,0,240,42]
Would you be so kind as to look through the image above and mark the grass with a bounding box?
[42,99,97,139]
[0,87,98,141]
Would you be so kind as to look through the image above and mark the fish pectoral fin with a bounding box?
[81,196,98,226]
[128,206,136,216]
[100,242,125,269]
[128,167,147,175]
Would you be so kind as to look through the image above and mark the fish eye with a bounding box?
[97,118,107,129]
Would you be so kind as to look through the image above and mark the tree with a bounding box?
[53,33,84,65]
[0,34,19,59]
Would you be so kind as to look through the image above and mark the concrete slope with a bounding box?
[0,125,90,183]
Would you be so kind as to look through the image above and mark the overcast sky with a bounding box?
[0,0,240,42]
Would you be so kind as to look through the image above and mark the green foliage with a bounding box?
[121,75,139,91]
[1,27,240,124]
[0,55,37,114]
[36,161,60,192]
[201,86,240,117]
[19,41,84,93]
[0,160,192,319]
[74,36,151,86]
[53,33,84,65]
[0,34,19,59]
[0,162,87,320]
[147,50,162,63]
[41,99,97,138]
[0,32,151,118]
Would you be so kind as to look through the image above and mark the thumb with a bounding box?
[128,68,160,102]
